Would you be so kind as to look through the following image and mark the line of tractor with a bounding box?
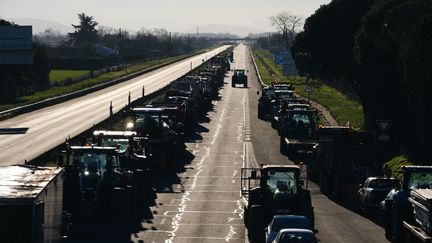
[0,49,234,243]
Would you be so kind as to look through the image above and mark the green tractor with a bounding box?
[232,69,248,88]
[60,146,138,224]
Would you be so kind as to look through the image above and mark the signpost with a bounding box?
[305,85,313,100]
[376,120,392,142]
[275,51,298,77]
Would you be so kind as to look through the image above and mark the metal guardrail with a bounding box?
[249,50,268,89]
[0,51,208,121]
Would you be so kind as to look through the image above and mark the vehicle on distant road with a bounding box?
[266,215,312,243]
[357,177,399,213]
[272,228,318,243]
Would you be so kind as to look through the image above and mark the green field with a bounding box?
[50,70,90,85]
[253,50,364,129]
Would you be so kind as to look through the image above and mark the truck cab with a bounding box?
[384,166,432,242]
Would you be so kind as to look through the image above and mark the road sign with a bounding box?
[0,26,33,64]
[376,120,392,133]
[275,53,284,65]
[305,86,313,93]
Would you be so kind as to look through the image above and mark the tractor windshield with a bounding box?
[235,70,245,76]
[100,138,129,153]
[74,152,120,177]
[408,171,432,189]
[171,83,192,92]
[266,171,298,196]
[290,111,312,125]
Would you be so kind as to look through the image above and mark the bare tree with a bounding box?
[270,11,303,50]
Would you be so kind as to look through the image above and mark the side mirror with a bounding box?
[251,170,257,179]
[257,91,260,95]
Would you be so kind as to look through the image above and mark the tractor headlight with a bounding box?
[126,122,134,129]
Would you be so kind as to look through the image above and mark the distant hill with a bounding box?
[183,23,268,38]
[8,18,73,34]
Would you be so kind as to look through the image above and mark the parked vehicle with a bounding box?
[384,165,432,242]
[0,165,65,243]
[357,177,399,213]
[309,126,376,202]
[266,215,312,243]
[272,229,318,243]
[241,165,314,242]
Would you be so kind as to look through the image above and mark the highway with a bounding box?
[0,44,389,242]
[0,46,228,166]
[132,44,387,242]
[63,44,388,243]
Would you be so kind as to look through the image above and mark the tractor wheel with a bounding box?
[243,207,249,226]
[280,136,287,155]
[258,107,263,119]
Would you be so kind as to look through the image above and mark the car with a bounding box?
[357,177,399,213]
[272,228,318,243]
[266,215,312,243]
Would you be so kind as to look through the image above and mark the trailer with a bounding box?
[0,165,65,243]
[309,126,375,202]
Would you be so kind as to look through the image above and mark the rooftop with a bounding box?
[0,165,62,200]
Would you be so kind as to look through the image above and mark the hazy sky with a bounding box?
[0,0,331,33]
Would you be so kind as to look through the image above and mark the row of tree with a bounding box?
[0,13,214,103]
[291,0,432,162]
[36,13,213,59]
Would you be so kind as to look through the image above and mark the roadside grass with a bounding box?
[50,70,90,85]
[253,49,364,129]
[383,155,412,180]
[0,52,203,112]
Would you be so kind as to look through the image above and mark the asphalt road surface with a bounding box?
[0,46,228,166]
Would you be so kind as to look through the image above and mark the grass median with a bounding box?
[253,49,364,129]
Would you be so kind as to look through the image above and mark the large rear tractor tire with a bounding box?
[280,136,287,155]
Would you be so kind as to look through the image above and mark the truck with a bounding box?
[232,69,248,88]
[241,165,314,242]
[384,165,432,243]
[309,126,375,202]
[279,109,318,162]
[0,165,65,243]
